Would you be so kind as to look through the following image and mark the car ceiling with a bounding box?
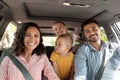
[1,0,120,34]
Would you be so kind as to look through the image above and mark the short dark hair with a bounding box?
[53,20,66,26]
[81,19,99,31]
[13,22,45,56]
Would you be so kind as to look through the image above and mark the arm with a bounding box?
[0,56,9,80]
[69,65,74,80]
[52,61,58,75]
[74,46,87,80]
[43,54,60,80]
[110,47,120,70]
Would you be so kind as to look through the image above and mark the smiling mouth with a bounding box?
[89,34,97,38]
[28,42,35,46]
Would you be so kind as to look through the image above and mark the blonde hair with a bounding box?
[57,34,73,49]
[53,20,66,26]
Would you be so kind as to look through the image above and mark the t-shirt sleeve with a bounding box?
[50,51,57,62]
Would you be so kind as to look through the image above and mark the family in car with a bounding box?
[0,19,120,80]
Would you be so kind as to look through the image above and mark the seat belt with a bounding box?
[94,46,109,80]
[0,48,33,80]
[8,54,33,80]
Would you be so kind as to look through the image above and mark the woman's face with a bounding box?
[24,26,40,51]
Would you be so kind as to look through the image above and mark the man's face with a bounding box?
[83,23,101,42]
[52,23,67,36]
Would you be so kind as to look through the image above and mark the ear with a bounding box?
[66,45,71,51]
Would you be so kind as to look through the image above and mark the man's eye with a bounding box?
[85,31,90,33]
[93,28,97,31]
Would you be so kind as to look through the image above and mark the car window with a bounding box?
[100,26,108,42]
[0,22,17,48]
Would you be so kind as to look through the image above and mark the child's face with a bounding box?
[54,37,69,55]
[52,23,67,36]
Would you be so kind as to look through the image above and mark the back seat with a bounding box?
[45,46,54,59]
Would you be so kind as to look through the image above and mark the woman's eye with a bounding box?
[35,35,39,37]
[25,34,30,36]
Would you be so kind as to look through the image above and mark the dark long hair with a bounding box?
[13,22,45,56]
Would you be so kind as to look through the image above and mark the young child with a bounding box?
[52,20,81,54]
[50,34,74,80]
[52,20,80,47]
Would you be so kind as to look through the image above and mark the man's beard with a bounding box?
[88,34,100,42]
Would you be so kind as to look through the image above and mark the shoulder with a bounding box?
[70,52,74,60]
[72,33,78,38]
[77,43,90,51]
[2,56,10,60]
[67,52,74,58]
[68,32,78,38]
[50,51,58,61]
[51,51,58,57]
[0,56,11,65]
[35,54,48,60]
[75,43,90,56]
[70,52,74,56]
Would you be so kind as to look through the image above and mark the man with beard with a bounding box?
[74,19,119,80]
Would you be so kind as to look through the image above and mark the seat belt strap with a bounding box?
[94,46,109,80]
[8,54,33,80]
[94,52,106,80]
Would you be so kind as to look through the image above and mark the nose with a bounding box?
[29,36,35,41]
[89,30,95,35]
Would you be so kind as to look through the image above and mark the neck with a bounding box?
[90,40,102,51]
[60,51,71,57]
[24,50,32,61]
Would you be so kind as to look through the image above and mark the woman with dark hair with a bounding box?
[0,22,60,80]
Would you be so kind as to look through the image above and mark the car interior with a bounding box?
[0,0,120,57]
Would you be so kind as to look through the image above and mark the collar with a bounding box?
[87,40,108,52]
